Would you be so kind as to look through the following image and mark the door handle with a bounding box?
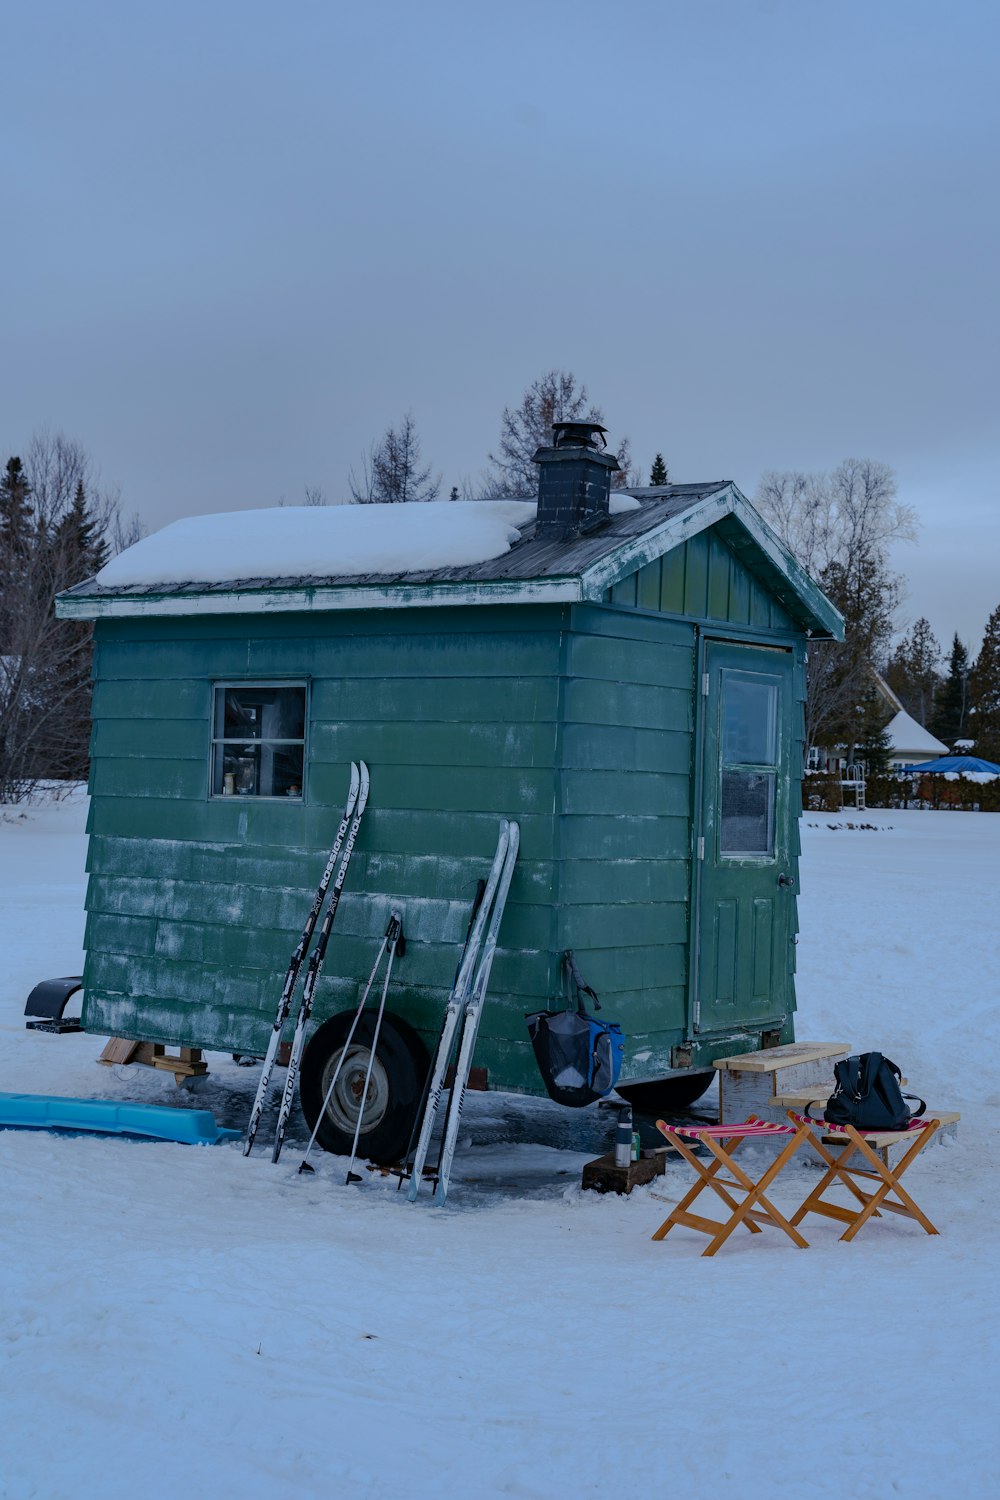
[777,873,795,888]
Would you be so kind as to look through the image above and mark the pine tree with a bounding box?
[969,605,1000,763]
[649,453,669,486]
[807,546,900,757]
[0,435,134,800]
[853,687,893,774]
[53,480,109,585]
[929,633,970,746]
[884,617,940,724]
[0,456,34,568]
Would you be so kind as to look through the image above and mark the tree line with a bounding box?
[0,435,140,801]
[332,371,670,506]
[754,462,1000,768]
[5,393,998,803]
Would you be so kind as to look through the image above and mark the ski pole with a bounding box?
[243,762,360,1156]
[297,918,397,1176]
[345,912,403,1185]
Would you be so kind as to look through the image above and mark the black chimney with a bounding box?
[532,421,621,541]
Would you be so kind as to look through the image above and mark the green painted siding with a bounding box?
[83,607,569,1087]
[608,528,794,632]
[80,525,807,1095]
[549,605,696,1080]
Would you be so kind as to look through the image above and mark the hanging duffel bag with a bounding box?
[808,1051,926,1132]
[525,952,624,1108]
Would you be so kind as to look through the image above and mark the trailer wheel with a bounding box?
[299,1010,430,1165]
[616,1072,716,1114]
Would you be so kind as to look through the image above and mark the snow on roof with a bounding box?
[885,709,950,757]
[96,496,642,589]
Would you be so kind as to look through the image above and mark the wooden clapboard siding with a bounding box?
[82,608,569,1064]
[80,525,809,1092]
[550,602,697,1078]
[608,528,794,633]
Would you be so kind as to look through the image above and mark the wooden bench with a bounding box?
[714,1043,849,1126]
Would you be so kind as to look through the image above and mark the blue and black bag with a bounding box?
[525,952,625,1108]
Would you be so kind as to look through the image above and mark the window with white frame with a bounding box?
[210,683,306,799]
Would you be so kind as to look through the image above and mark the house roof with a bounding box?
[56,482,845,639]
[885,710,950,757]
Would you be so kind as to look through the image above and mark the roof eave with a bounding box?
[55,574,586,620]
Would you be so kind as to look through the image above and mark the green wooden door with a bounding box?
[694,640,795,1034]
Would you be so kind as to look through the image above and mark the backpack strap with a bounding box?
[563,950,601,1013]
[902,1093,927,1117]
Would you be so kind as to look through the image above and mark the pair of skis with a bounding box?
[243,761,370,1161]
[404,817,520,1205]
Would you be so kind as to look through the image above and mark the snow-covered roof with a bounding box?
[94,499,553,589]
[56,482,845,639]
[885,709,950,757]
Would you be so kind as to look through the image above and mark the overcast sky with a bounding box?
[2,0,997,651]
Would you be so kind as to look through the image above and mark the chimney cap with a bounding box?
[551,419,608,452]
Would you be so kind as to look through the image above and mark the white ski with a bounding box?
[405,820,510,1202]
[271,761,371,1163]
[433,820,519,1205]
[243,762,360,1156]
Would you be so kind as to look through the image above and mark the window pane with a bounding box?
[217,686,306,741]
[211,685,305,798]
[721,770,775,855]
[722,675,778,766]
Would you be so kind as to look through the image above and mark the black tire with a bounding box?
[299,1009,430,1165]
[616,1072,716,1114]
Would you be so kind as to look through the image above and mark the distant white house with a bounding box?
[884,709,949,770]
[807,673,949,778]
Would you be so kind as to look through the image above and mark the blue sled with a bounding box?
[0,1093,241,1145]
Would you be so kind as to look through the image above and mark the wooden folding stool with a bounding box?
[786,1112,943,1242]
[652,1117,814,1257]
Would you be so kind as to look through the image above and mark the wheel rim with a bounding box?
[319,1044,391,1135]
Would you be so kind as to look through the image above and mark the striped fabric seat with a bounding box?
[666,1118,796,1141]
[788,1110,931,1136]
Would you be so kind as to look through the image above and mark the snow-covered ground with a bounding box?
[1,792,997,1499]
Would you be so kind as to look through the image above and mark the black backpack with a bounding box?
[809,1052,925,1132]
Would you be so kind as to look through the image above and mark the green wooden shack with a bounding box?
[56,421,843,1160]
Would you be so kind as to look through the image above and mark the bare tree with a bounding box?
[485,370,638,496]
[756,459,917,758]
[757,460,916,577]
[349,414,441,504]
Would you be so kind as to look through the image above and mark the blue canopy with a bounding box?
[901,755,1000,775]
